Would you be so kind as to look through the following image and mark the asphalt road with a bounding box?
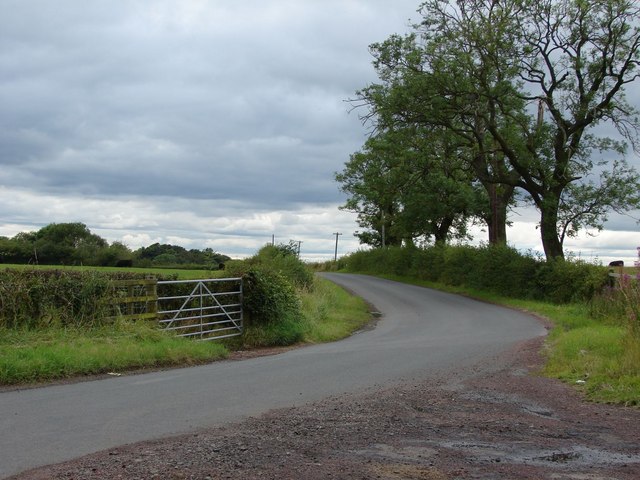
[0,274,546,478]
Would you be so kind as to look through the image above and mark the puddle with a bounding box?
[460,390,558,419]
[439,441,640,468]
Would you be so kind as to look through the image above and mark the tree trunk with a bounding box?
[486,183,512,246]
[433,216,454,244]
[539,194,564,261]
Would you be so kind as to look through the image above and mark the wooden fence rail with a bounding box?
[110,278,159,321]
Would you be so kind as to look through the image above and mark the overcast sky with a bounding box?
[1,1,638,264]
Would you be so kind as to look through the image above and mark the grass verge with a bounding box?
[367,273,640,406]
[0,320,228,386]
[300,277,371,343]
[238,277,371,348]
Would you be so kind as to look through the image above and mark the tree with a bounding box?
[418,0,640,259]
[33,222,107,265]
[337,125,485,247]
[351,0,640,260]
[355,30,522,246]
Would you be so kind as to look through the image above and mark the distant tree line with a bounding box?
[0,222,230,269]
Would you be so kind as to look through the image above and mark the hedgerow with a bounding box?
[341,245,610,304]
[0,269,175,329]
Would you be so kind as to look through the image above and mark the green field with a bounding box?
[0,263,225,280]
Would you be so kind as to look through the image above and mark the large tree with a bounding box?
[351,0,640,260]
[337,125,485,246]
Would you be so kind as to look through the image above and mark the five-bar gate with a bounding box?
[157,277,243,341]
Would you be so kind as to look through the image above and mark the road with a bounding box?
[0,274,545,478]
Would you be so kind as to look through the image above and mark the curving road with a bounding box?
[0,274,545,478]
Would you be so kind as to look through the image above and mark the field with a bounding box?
[0,263,224,280]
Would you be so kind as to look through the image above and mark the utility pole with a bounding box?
[294,240,302,257]
[333,232,342,262]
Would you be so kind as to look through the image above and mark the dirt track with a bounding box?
[11,336,640,480]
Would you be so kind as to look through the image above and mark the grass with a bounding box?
[0,320,229,385]
[300,277,371,343]
[0,263,223,280]
[233,277,372,348]
[363,272,640,406]
[0,277,372,386]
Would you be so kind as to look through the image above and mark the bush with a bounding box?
[224,248,310,347]
[534,258,610,303]
[341,244,610,304]
[465,245,539,298]
[409,245,445,282]
[240,267,305,346]
[249,244,315,290]
[0,269,182,330]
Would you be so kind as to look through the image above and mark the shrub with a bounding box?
[0,269,179,330]
[535,258,609,303]
[341,244,610,304]
[251,244,314,290]
[224,249,309,347]
[466,245,538,298]
[240,267,305,346]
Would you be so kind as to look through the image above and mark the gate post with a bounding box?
[146,277,158,318]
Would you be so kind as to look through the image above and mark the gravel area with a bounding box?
[9,336,640,480]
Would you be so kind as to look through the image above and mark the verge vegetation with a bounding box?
[331,245,639,406]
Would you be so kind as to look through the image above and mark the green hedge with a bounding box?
[343,245,610,304]
[0,269,167,329]
[224,245,312,346]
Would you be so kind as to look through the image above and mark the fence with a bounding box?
[111,277,243,341]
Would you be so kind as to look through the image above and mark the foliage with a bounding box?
[0,269,177,330]
[534,258,611,305]
[348,0,640,260]
[134,243,229,269]
[590,267,640,339]
[342,245,609,304]
[224,244,315,346]
[0,269,110,329]
[337,127,485,247]
[244,244,315,290]
[0,223,230,269]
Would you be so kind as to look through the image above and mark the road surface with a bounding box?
[0,274,545,478]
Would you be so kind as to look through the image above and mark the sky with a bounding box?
[1,1,639,265]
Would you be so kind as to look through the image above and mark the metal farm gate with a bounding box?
[157,278,243,340]
[110,277,243,341]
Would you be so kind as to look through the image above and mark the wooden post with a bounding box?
[146,278,158,316]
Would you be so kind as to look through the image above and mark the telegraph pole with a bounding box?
[333,232,342,262]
